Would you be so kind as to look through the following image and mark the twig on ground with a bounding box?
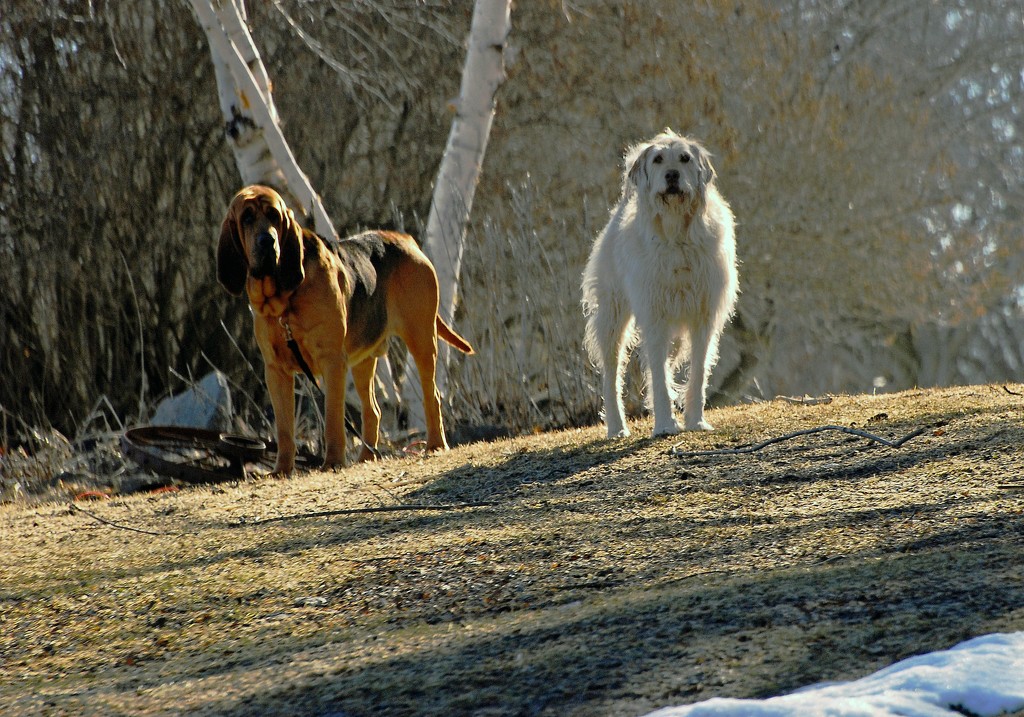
[662,568,731,584]
[1002,385,1023,397]
[235,501,496,526]
[71,500,494,534]
[671,425,928,458]
[69,502,185,536]
[777,394,834,406]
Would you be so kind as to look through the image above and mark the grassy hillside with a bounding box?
[2,384,1023,716]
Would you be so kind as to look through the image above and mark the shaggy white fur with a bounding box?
[582,130,738,438]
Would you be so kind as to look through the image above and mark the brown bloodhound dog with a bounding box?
[217,185,473,475]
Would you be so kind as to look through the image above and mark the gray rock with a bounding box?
[151,371,232,430]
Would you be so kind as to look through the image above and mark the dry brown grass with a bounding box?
[3,384,1024,716]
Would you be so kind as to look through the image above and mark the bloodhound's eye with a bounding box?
[240,207,256,225]
[681,153,691,164]
[652,153,664,164]
[265,207,281,223]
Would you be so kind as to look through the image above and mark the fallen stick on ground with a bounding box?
[235,501,496,526]
[69,502,186,536]
[671,425,928,458]
[777,394,834,405]
[71,499,494,534]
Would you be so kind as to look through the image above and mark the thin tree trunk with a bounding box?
[426,0,511,329]
[189,0,335,240]
[403,0,510,430]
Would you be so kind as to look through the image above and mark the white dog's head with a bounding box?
[623,129,716,216]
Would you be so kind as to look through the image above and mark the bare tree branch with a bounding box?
[671,425,928,459]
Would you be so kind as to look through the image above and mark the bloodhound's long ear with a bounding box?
[277,207,305,293]
[626,144,654,194]
[217,215,247,296]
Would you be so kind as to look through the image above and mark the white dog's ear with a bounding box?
[695,147,717,195]
[626,145,654,192]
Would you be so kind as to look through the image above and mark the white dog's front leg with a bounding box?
[645,330,682,437]
[602,369,629,438]
[592,305,632,439]
[684,328,714,431]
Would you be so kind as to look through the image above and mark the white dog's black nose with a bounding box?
[665,169,680,184]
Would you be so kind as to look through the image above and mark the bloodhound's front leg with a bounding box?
[321,361,349,469]
[265,364,296,475]
[351,357,381,462]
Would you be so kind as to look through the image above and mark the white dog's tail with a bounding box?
[580,252,602,366]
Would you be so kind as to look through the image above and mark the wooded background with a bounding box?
[2,1,1023,443]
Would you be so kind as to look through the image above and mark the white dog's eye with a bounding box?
[681,153,691,163]
[652,153,663,164]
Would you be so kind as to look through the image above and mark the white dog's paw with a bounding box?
[652,420,682,437]
[606,425,631,439]
[685,419,715,432]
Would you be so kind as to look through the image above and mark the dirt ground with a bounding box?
[2,384,1024,716]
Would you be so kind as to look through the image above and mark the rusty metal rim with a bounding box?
[120,426,321,483]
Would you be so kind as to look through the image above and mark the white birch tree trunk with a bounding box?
[189,0,336,241]
[402,0,511,430]
[426,0,511,328]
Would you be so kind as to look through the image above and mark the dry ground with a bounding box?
[2,384,1024,716]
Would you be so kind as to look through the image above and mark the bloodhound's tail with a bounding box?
[436,317,474,354]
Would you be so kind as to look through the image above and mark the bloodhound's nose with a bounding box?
[256,232,276,252]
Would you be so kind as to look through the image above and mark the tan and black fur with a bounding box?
[217,185,473,474]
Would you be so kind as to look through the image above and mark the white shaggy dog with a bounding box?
[582,129,738,438]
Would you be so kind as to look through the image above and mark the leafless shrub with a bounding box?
[447,177,603,435]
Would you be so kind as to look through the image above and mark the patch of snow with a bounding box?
[645,632,1024,717]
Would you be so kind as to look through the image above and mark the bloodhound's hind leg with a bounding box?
[390,254,452,453]
[406,328,449,452]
